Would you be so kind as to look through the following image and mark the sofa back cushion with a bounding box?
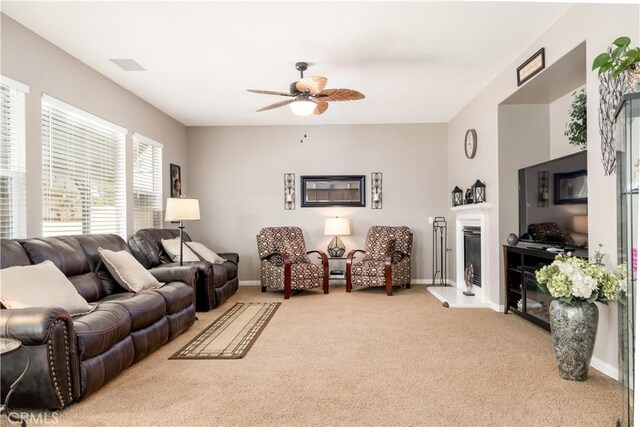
[129,228,191,268]
[75,234,132,298]
[0,240,31,269]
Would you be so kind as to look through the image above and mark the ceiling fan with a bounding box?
[247,62,365,116]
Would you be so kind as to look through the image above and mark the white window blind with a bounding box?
[42,95,126,237]
[0,77,28,239]
[133,133,163,231]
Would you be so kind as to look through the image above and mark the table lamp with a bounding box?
[324,217,350,257]
[164,197,201,266]
[571,215,588,247]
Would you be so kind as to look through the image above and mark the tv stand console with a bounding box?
[503,245,587,331]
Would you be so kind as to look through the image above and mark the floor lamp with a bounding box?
[165,197,201,318]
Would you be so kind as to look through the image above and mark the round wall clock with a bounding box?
[464,129,477,159]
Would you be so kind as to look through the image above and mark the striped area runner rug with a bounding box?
[170,302,281,359]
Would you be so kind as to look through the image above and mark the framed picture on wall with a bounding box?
[170,163,182,198]
[554,169,587,204]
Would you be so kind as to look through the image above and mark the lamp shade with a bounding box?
[324,217,351,236]
[165,198,201,222]
[572,215,588,234]
[289,100,316,116]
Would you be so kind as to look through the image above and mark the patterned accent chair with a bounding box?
[256,227,329,299]
[346,226,413,296]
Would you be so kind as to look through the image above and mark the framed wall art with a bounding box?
[170,163,182,198]
[554,169,587,205]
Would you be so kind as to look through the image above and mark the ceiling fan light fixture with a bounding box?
[289,100,316,116]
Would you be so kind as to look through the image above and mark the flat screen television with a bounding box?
[518,151,588,248]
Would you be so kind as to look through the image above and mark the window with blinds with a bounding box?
[133,133,163,231]
[42,95,126,237]
[0,77,28,239]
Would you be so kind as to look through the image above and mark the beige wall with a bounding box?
[448,3,639,378]
[497,104,550,258]
[0,14,188,238]
[186,124,448,282]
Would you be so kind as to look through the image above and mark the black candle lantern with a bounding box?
[452,186,463,206]
[472,180,486,203]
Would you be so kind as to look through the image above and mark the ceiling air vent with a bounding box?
[110,59,146,71]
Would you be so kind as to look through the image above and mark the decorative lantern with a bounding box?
[472,180,486,203]
[452,186,463,207]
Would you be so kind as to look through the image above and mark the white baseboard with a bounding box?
[241,279,456,287]
[239,280,260,286]
[488,302,504,313]
[590,356,618,380]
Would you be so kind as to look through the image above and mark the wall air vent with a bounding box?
[110,59,146,71]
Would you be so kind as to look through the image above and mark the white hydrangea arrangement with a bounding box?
[535,249,626,303]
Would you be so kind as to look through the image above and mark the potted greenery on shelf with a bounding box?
[592,36,640,93]
[564,89,586,149]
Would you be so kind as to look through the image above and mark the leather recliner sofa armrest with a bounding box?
[218,252,239,265]
[0,307,81,409]
[1,307,73,346]
[148,265,198,289]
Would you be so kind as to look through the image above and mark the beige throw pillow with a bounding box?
[161,237,200,262]
[98,248,163,292]
[0,260,95,316]
[186,242,226,264]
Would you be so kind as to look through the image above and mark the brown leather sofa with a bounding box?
[0,234,197,410]
[129,228,239,310]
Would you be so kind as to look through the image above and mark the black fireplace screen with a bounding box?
[463,226,481,286]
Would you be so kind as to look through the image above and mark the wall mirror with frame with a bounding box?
[301,175,365,207]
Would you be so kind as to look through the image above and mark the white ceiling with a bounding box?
[3,1,574,126]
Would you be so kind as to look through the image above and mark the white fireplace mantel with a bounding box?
[451,202,490,303]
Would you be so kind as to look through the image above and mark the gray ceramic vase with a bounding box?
[549,299,599,381]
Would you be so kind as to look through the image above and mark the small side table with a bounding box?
[0,337,30,427]
[328,257,347,285]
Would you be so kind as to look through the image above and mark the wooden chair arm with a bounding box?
[307,250,329,271]
[346,249,365,266]
[307,250,329,295]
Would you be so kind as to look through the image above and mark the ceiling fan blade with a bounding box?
[295,76,328,95]
[318,89,365,102]
[247,89,293,97]
[311,98,329,115]
[256,99,296,112]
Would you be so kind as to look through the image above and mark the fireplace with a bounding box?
[463,226,481,286]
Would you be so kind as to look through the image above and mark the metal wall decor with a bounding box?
[537,171,549,207]
[284,173,295,210]
[432,216,448,286]
[598,60,626,175]
[371,172,382,209]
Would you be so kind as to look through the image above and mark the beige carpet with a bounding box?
[51,286,622,426]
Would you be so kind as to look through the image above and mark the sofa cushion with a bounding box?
[73,304,131,360]
[20,237,90,276]
[220,261,238,281]
[152,282,193,314]
[210,264,229,288]
[0,240,31,269]
[68,272,106,303]
[74,234,132,297]
[129,228,189,268]
[161,237,200,263]
[186,242,226,264]
[0,260,95,316]
[100,291,166,331]
[98,248,162,292]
